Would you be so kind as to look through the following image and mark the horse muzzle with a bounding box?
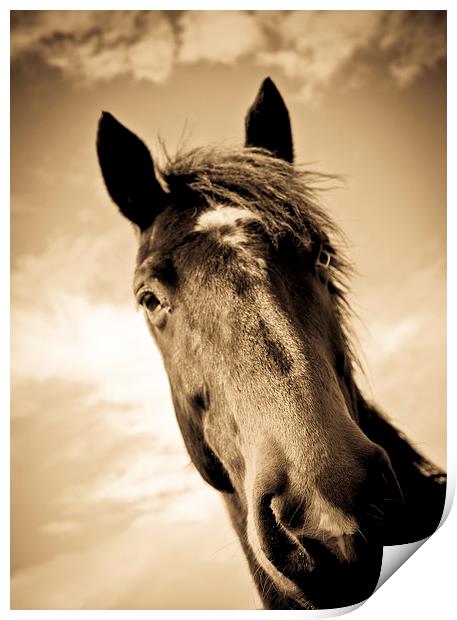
[248,493,383,608]
[247,459,403,608]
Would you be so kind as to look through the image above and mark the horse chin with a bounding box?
[250,541,314,609]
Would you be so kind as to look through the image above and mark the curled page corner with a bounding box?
[375,476,453,592]
[376,539,428,591]
[297,542,426,618]
[315,479,453,617]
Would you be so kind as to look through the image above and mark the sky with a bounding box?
[10,10,446,610]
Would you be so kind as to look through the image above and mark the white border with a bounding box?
[5,4,454,618]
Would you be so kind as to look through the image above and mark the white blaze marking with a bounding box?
[195,206,258,232]
[194,206,266,269]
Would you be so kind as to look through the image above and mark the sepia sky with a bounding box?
[10,10,446,610]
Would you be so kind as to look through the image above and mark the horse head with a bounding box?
[97,78,404,608]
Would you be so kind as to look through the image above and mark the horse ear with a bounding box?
[96,112,168,230]
[245,77,294,163]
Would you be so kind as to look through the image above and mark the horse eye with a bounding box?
[140,291,160,312]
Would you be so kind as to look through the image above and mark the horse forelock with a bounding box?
[162,146,333,242]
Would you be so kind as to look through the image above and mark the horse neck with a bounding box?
[353,385,446,542]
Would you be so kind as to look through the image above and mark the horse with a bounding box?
[96,77,446,610]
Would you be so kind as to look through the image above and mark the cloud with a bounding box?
[11,379,250,609]
[12,509,255,609]
[12,291,167,406]
[365,315,425,357]
[11,232,182,454]
[11,10,445,97]
[11,10,175,85]
[257,10,446,100]
[10,226,221,562]
[257,11,381,95]
[351,255,446,470]
[9,202,251,610]
[41,520,81,535]
[358,310,446,468]
[178,11,265,64]
[379,11,447,86]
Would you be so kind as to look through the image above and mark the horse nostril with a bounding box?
[271,494,310,531]
[254,492,315,574]
[257,493,293,553]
